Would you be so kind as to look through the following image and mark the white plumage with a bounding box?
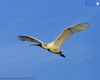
[18,23,89,58]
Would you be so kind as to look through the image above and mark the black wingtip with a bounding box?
[85,22,89,25]
[17,36,22,39]
[29,44,41,46]
[78,22,89,25]
[17,36,20,40]
[17,36,25,41]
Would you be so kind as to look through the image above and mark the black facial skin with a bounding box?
[59,51,66,58]
[43,46,65,58]
[60,54,66,58]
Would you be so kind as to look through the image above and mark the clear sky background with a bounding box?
[0,0,100,80]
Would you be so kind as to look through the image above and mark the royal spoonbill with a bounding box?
[18,23,89,58]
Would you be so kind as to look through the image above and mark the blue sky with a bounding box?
[0,0,100,80]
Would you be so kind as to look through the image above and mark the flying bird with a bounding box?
[18,23,89,58]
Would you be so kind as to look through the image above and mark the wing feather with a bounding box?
[51,23,89,49]
[18,36,44,44]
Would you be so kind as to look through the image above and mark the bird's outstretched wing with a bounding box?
[18,36,44,44]
[51,23,89,49]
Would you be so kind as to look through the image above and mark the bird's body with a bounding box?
[29,40,64,56]
[18,23,89,58]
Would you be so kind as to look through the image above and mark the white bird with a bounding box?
[18,23,89,58]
